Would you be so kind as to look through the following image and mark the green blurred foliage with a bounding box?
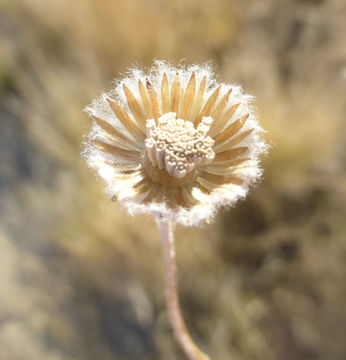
[0,0,345,359]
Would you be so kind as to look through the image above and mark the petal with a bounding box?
[138,79,152,119]
[106,98,145,143]
[198,171,243,185]
[194,85,221,125]
[92,116,140,149]
[214,128,254,153]
[174,186,185,207]
[214,146,249,160]
[168,186,185,207]
[103,134,139,151]
[196,175,242,194]
[190,75,207,122]
[133,178,152,196]
[201,163,249,176]
[161,73,170,114]
[170,72,181,114]
[204,157,250,169]
[112,170,143,181]
[213,113,249,146]
[209,103,240,137]
[181,185,198,207]
[113,174,148,201]
[180,72,196,120]
[210,88,232,121]
[193,183,211,197]
[123,84,146,131]
[143,183,164,203]
[146,79,161,120]
[196,177,217,192]
[101,160,141,172]
[92,139,139,159]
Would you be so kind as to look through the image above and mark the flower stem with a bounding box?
[157,219,211,360]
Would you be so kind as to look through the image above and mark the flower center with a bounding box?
[144,112,215,179]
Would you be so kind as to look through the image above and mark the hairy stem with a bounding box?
[157,219,210,360]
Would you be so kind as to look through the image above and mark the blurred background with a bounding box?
[0,0,346,359]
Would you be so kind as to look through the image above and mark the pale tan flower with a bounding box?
[84,61,267,225]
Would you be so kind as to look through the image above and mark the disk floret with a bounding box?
[145,113,215,179]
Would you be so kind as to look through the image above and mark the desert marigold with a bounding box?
[84,61,267,225]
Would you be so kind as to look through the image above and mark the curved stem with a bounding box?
[157,220,210,360]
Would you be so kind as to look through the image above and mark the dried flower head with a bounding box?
[84,61,267,225]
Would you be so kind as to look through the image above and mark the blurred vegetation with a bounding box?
[0,0,346,359]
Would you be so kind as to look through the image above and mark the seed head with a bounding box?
[83,61,268,226]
